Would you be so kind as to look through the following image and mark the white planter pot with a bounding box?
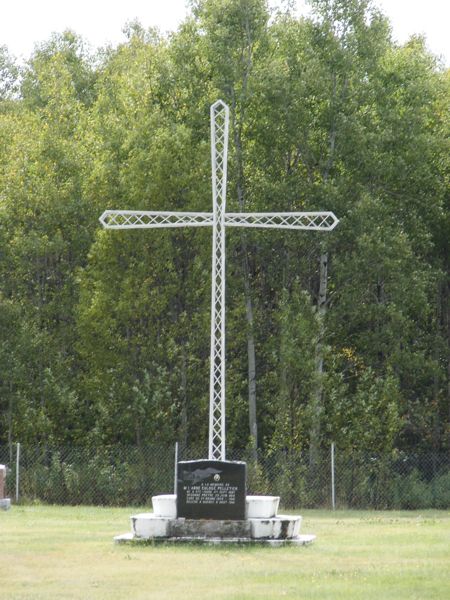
[132,513,171,538]
[152,494,177,518]
[246,495,280,519]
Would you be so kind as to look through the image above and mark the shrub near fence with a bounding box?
[0,444,449,509]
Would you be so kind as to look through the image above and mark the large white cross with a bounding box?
[100,100,339,461]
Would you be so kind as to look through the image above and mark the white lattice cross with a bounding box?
[100,100,339,460]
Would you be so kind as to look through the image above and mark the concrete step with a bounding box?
[114,531,316,546]
[130,513,303,541]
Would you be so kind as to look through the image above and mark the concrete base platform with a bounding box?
[115,512,313,546]
[131,513,302,540]
[114,494,316,547]
[114,532,316,546]
[0,498,11,510]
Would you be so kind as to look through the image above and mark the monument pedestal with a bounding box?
[115,498,314,545]
[116,469,315,545]
[115,460,315,545]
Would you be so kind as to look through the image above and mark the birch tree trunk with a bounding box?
[8,386,13,463]
[180,349,188,448]
[231,72,258,457]
[234,127,258,458]
[243,242,258,458]
[307,70,345,465]
[309,252,328,466]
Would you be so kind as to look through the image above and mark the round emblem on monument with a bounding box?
[214,474,220,482]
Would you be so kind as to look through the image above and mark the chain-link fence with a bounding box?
[1,444,449,509]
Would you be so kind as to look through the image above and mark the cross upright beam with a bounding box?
[100,100,339,461]
[209,101,230,461]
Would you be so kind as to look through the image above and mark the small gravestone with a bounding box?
[0,465,11,510]
[177,460,246,520]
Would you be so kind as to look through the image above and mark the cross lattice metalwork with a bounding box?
[100,100,339,461]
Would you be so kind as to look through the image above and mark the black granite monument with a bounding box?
[177,459,246,520]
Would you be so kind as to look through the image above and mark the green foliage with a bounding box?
[392,469,433,510]
[21,30,97,109]
[0,45,19,101]
[324,365,401,453]
[432,472,450,509]
[18,447,174,505]
[0,0,448,459]
[270,286,319,452]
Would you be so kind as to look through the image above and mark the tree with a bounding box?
[0,46,19,101]
[0,0,448,456]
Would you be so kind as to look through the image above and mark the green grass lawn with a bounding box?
[0,506,449,599]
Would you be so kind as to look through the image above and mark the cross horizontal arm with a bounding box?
[100,210,214,229]
[225,211,339,231]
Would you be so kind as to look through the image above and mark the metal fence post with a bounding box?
[174,441,179,494]
[331,442,336,510]
[16,442,20,503]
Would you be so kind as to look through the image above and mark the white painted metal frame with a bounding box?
[100,100,339,461]
[208,101,229,461]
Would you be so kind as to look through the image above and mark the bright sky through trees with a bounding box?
[2,0,449,65]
